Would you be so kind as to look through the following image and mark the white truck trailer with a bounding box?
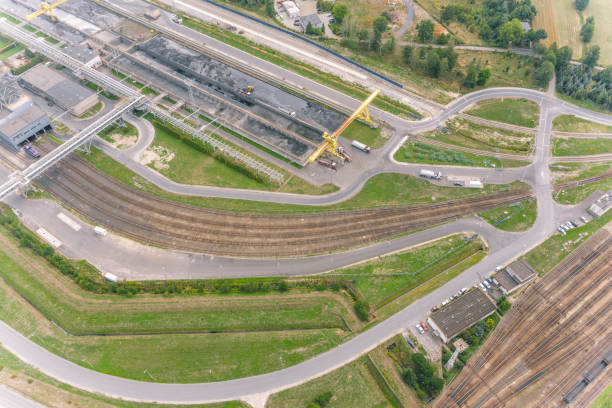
[351,140,371,153]
[420,169,442,180]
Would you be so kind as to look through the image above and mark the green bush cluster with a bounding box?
[497,296,511,315]
[307,391,333,408]
[151,119,279,186]
[388,339,444,399]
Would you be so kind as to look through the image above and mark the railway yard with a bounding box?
[437,227,612,407]
[0,0,610,406]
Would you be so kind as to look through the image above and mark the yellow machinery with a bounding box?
[26,0,70,21]
[308,89,379,163]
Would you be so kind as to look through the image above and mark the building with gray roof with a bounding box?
[495,260,537,295]
[427,288,497,343]
[301,14,323,32]
[19,63,99,117]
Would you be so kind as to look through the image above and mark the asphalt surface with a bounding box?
[394,0,414,40]
[0,386,44,408]
[0,2,612,405]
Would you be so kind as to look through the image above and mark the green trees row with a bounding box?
[580,16,595,43]
[402,353,444,399]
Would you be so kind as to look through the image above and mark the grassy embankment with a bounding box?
[0,203,486,383]
[466,98,540,128]
[98,122,138,149]
[552,137,612,156]
[522,210,612,275]
[0,347,246,408]
[479,199,537,231]
[551,162,612,204]
[81,146,529,213]
[143,120,337,195]
[424,118,534,154]
[394,141,530,168]
[553,115,612,133]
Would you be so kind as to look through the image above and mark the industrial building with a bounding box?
[19,63,99,116]
[587,191,612,218]
[428,288,497,343]
[301,14,323,32]
[0,64,51,148]
[494,260,537,295]
[62,44,101,68]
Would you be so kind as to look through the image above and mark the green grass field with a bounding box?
[79,102,103,119]
[552,137,612,156]
[394,141,530,168]
[523,209,612,275]
[266,356,390,408]
[82,147,528,213]
[423,118,533,154]
[590,384,612,408]
[466,98,540,128]
[479,199,537,231]
[99,122,137,147]
[145,121,336,195]
[555,178,612,204]
[551,162,611,182]
[553,115,612,133]
[328,234,486,309]
[0,348,246,408]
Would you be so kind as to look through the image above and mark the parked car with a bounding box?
[431,305,440,312]
[558,226,566,235]
[23,144,40,158]
[483,280,491,289]
[420,322,428,331]
[581,216,589,224]
[416,324,424,334]
[479,283,486,291]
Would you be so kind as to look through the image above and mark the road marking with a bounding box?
[57,212,81,231]
[36,228,62,248]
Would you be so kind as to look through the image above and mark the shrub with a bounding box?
[313,391,333,407]
[354,300,370,321]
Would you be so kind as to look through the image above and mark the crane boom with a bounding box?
[26,0,70,21]
[308,89,379,163]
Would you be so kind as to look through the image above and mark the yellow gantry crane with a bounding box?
[308,89,379,163]
[26,0,70,21]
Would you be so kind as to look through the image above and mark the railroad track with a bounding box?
[35,151,532,257]
[437,231,612,408]
[553,170,612,191]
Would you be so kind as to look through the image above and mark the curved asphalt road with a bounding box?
[0,85,607,405]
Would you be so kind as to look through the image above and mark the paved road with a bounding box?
[1,3,612,406]
[0,386,44,408]
[394,0,414,40]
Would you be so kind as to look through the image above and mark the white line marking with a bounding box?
[36,228,62,248]
[57,212,81,231]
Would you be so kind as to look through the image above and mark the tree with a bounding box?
[463,64,477,88]
[417,19,435,43]
[574,0,589,11]
[498,18,524,47]
[554,45,573,71]
[382,36,395,55]
[580,17,595,42]
[402,45,414,64]
[402,368,417,388]
[331,3,349,23]
[373,15,388,34]
[370,30,382,53]
[535,29,548,41]
[583,45,600,68]
[477,67,491,86]
[265,0,274,17]
[426,52,441,77]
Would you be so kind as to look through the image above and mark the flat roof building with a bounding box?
[19,63,99,117]
[587,191,612,218]
[0,65,51,148]
[63,44,102,68]
[495,260,537,295]
[427,288,497,343]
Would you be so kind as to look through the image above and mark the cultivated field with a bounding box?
[533,0,612,64]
